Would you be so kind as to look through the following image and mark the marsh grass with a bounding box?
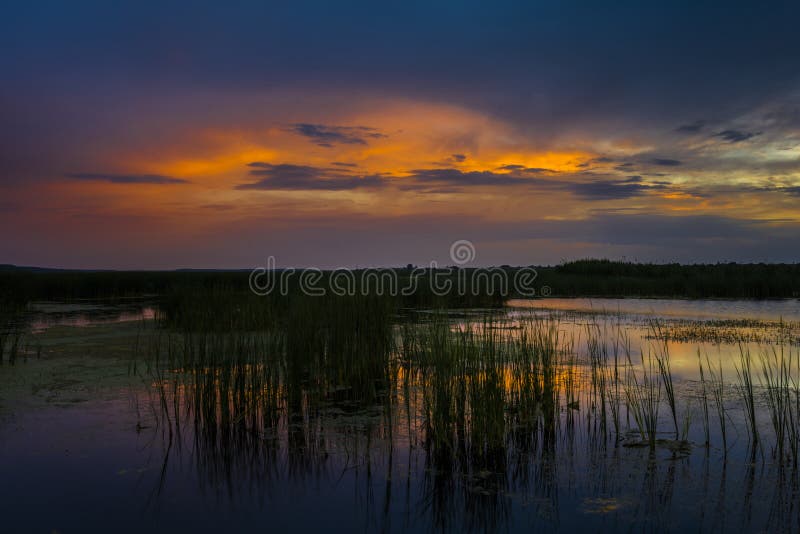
[757,345,800,464]
[624,345,662,448]
[586,323,609,435]
[735,345,760,457]
[698,351,711,448]
[134,289,800,506]
[703,352,729,454]
[650,321,679,439]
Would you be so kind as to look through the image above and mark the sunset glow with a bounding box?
[2,3,799,268]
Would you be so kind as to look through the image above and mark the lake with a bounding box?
[2,297,800,533]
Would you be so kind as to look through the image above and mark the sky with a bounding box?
[2,0,800,269]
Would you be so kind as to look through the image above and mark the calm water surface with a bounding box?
[2,298,800,533]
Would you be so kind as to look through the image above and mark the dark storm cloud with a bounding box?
[288,123,386,147]
[5,2,800,267]
[4,2,800,139]
[566,176,666,200]
[237,162,386,190]
[671,180,800,200]
[1,2,799,196]
[577,157,617,169]
[495,164,554,173]
[650,158,682,167]
[239,165,527,191]
[497,164,527,171]
[433,154,471,166]
[567,181,648,200]
[65,173,188,184]
[237,162,671,200]
[675,120,706,133]
[238,164,547,191]
[713,129,761,143]
[407,168,672,199]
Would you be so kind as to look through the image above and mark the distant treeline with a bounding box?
[0,268,506,309]
[1,260,799,304]
[536,260,800,299]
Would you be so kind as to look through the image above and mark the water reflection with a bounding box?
[4,299,800,532]
[27,301,156,332]
[131,308,800,532]
[509,297,800,322]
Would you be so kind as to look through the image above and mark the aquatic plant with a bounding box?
[624,346,662,449]
[698,350,711,449]
[757,344,800,464]
[651,321,679,439]
[704,352,728,455]
[735,345,760,457]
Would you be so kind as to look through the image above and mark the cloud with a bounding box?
[407,167,668,200]
[566,176,664,200]
[496,164,527,171]
[288,123,387,147]
[675,120,705,133]
[407,168,524,186]
[431,154,471,166]
[64,173,188,184]
[713,129,761,143]
[237,162,386,190]
[495,164,554,173]
[236,162,676,200]
[650,158,682,166]
[238,164,546,191]
[576,157,616,169]
[331,161,358,167]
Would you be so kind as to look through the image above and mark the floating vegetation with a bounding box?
[646,318,800,346]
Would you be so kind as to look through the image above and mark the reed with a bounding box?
[133,288,800,509]
[734,345,760,456]
[586,323,608,435]
[704,353,728,455]
[757,344,800,464]
[787,348,800,468]
[608,322,623,440]
[651,321,679,439]
[623,345,661,449]
[698,350,710,449]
